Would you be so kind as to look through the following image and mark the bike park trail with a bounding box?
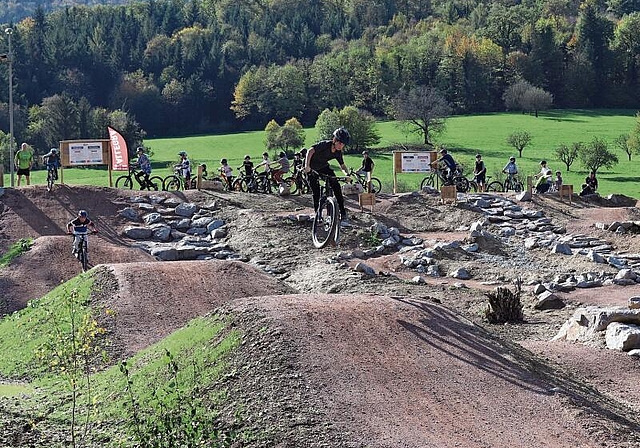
[1,185,639,447]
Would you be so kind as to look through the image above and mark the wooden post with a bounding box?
[0,164,4,187]
[526,176,533,195]
[196,164,204,190]
[560,184,573,204]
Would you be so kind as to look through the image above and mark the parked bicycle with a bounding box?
[284,168,311,195]
[115,165,164,191]
[485,174,524,193]
[348,169,382,194]
[420,163,469,193]
[311,171,342,248]
[255,168,293,194]
[162,167,191,191]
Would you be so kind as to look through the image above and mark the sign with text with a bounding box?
[68,142,105,165]
[393,151,436,173]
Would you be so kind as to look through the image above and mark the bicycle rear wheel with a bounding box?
[115,175,133,189]
[147,176,163,191]
[312,197,339,249]
[369,177,382,194]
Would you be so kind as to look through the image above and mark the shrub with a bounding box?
[484,280,524,324]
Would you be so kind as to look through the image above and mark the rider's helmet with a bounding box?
[178,151,187,157]
[439,148,448,154]
[540,160,547,166]
[332,127,350,145]
[136,146,144,153]
[244,154,251,160]
[279,151,285,158]
[262,152,269,157]
[362,150,369,156]
[50,148,58,154]
[221,158,227,164]
[509,156,516,162]
[475,153,481,158]
[78,210,88,218]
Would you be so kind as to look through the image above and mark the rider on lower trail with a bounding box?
[66,210,98,256]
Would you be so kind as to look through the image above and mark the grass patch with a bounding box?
[0,238,34,268]
[0,270,242,446]
[0,273,93,378]
[4,109,639,197]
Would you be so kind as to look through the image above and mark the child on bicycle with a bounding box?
[42,148,61,180]
[473,153,486,192]
[133,147,152,189]
[66,210,98,257]
[219,158,234,189]
[272,151,290,184]
[502,156,519,183]
[240,155,254,176]
[174,151,191,189]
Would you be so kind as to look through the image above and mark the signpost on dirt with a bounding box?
[59,140,112,186]
[392,151,437,193]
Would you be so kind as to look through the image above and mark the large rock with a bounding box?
[175,202,199,217]
[534,291,565,310]
[553,306,640,343]
[123,226,154,240]
[119,207,139,221]
[605,322,640,351]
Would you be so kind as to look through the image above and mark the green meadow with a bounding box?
[3,109,639,197]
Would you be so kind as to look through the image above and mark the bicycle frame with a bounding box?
[311,171,341,248]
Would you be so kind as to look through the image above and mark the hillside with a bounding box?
[0,0,129,22]
[1,184,640,446]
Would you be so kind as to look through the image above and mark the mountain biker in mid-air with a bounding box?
[304,127,352,224]
[42,148,61,181]
[66,210,98,257]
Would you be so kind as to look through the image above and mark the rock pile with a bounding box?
[118,195,244,262]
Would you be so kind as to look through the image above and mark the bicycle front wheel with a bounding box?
[148,176,163,191]
[312,197,339,249]
[420,175,435,190]
[115,175,133,189]
[163,175,181,191]
[486,181,503,192]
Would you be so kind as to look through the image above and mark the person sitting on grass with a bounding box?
[580,171,599,196]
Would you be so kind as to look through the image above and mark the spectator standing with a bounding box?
[534,160,552,194]
[14,143,34,186]
[473,154,486,192]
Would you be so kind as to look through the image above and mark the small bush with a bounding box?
[0,238,33,267]
[484,280,524,324]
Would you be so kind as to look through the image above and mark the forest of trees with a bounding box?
[0,0,639,153]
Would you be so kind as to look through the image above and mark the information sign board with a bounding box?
[68,142,104,165]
